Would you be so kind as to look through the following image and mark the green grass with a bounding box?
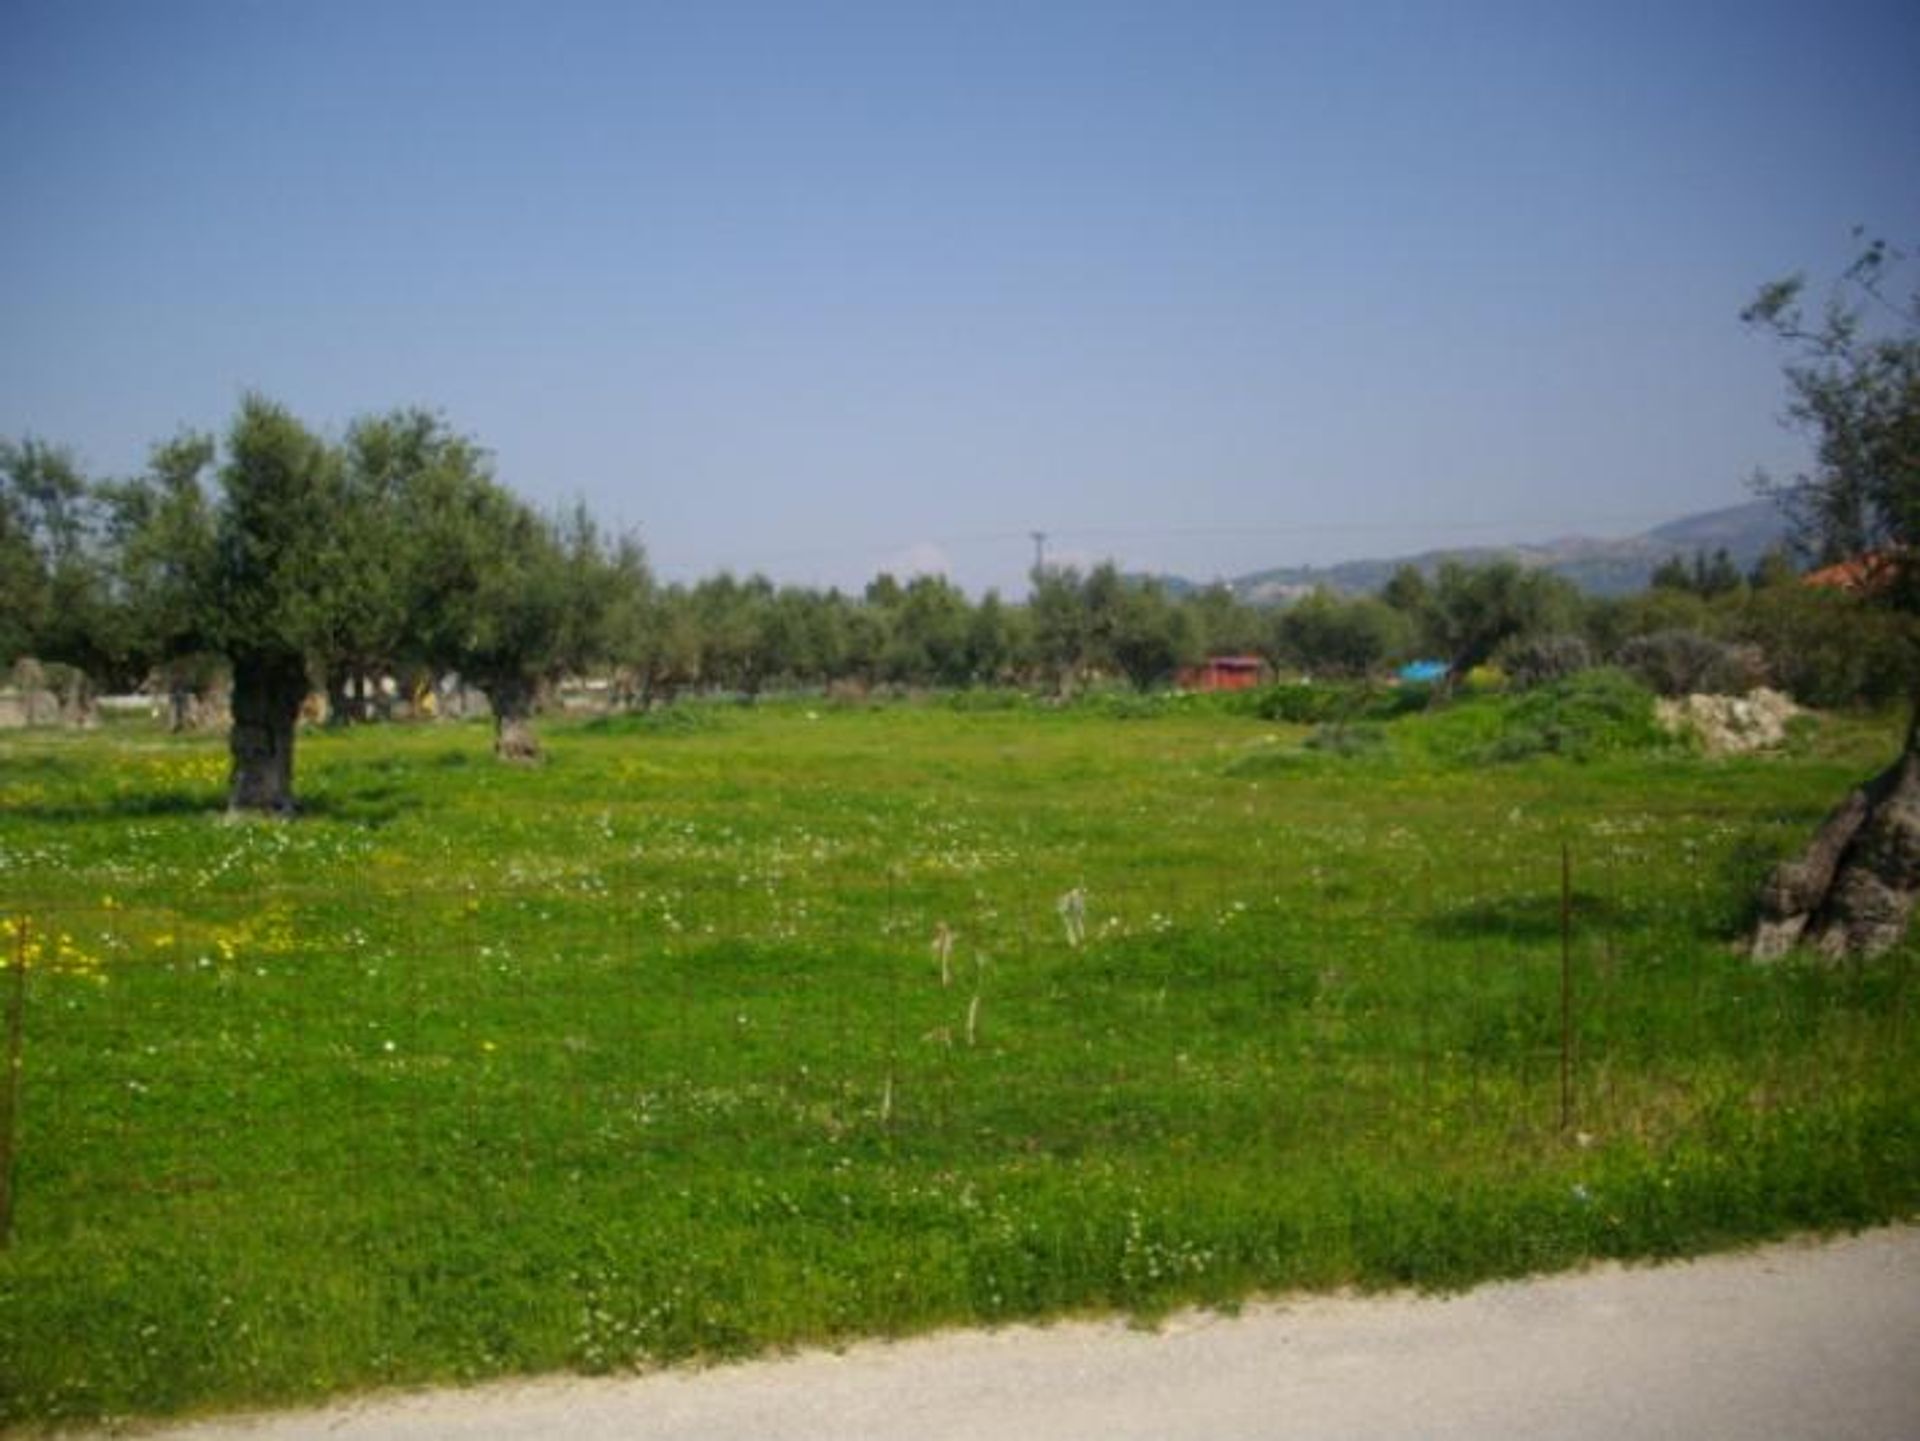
[0,695,1914,1429]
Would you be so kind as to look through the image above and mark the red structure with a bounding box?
[1179,655,1268,692]
[1802,551,1900,595]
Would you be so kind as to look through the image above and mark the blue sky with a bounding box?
[3,1,1916,594]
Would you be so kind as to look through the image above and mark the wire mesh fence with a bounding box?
[3,827,1916,1429]
[4,838,1908,1257]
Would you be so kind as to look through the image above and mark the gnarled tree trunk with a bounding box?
[228,650,309,815]
[324,667,354,728]
[1750,703,1920,961]
[53,668,96,729]
[482,673,541,763]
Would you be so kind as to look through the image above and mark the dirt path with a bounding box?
[125,1227,1918,1440]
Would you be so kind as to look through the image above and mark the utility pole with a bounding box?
[1029,530,1047,575]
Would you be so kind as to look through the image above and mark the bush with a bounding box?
[1221,741,1316,776]
[1251,682,1341,725]
[1410,669,1672,765]
[944,688,1031,713]
[1081,691,1175,720]
[1484,668,1671,762]
[1617,629,1761,698]
[1251,681,1430,726]
[1303,722,1391,758]
[1499,633,1593,690]
[1730,587,1920,708]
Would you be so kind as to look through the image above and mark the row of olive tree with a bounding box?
[1,398,638,810]
[613,554,1914,710]
[613,564,1209,700]
[5,407,1906,764]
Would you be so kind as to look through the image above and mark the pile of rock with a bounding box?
[1655,687,1804,757]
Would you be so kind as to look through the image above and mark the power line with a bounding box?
[653,504,1741,576]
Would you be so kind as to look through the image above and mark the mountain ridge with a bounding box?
[1194,499,1793,603]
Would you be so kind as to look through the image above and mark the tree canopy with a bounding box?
[1743,234,1919,624]
[1421,559,1577,689]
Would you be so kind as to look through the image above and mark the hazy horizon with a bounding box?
[5,1,1916,596]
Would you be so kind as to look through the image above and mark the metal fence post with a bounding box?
[1,914,28,1248]
[1560,842,1574,1135]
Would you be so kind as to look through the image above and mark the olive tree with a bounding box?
[0,437,145,712]
[97,433,221,729]
[1026,564,1089,696]
[884,575,974,687]
[1275,590,1410,678]
[397,441,575,761]
[1102,574,1197,692]
[0,439,79,668]
[316,412,440,723]
[1744,236,1920,960]
[614,582,702,708]
[1421,560,1577,693]
[211,398,343,812]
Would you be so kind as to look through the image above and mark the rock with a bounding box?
[1656,687,1803,757]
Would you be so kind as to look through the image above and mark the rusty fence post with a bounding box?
[1,914,27,1248]
[1560,842,1575,1135]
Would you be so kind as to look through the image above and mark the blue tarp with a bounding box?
[1398,659,1448,683]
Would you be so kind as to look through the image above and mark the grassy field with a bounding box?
[1,689,1915,1429]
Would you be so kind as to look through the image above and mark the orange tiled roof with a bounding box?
[1802,552,1898,593]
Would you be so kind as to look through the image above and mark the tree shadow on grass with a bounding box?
[1423,884,1756,947]
[293,783,417,828]
[1422,891,1623,943]
[6,782,418,828]
[5,789,219,823]
[0,752,85,777]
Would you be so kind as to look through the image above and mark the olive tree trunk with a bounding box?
[53,668,96,729]
[1750,702,1920,961]
[228,650,309,815]
[482,674,541,763]
[324,667,355,728]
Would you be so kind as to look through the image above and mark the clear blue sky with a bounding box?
[3,1,1916,595]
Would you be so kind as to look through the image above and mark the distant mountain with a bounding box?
[1220,499,1793,604]
[1641,501,1794,553]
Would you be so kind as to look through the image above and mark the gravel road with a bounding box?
[121,1226,1918,1441]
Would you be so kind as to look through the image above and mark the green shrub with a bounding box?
[944,688,1032,713]
[1303,722,1391,758]
[1250,682,1340,724]
[1781,712,1821,756]
[1482,668,1671,762]
[1499,633,1593,690]
[1402,669,1671,765]
[1222,740,1311,775]
[1251,681,1430,726]
[1617,629,1761,698]
[1730,587,1920,708]
[1082,691,1175,720]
